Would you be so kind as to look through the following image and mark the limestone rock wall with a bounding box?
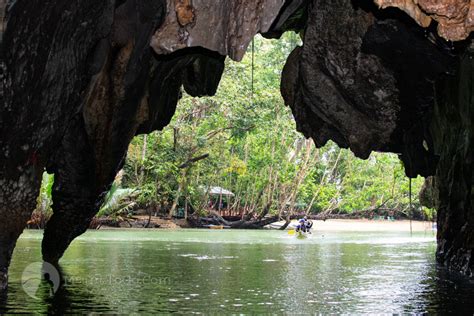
[374,0,473,41]
[281,0,456,176]
[432,45,473,277]
[1,0,116,290]
[150,0,287,61]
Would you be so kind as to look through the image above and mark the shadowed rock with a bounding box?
[1,0,117,290]
[432,45,473,277]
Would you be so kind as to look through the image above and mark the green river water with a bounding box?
[2,229,474,314]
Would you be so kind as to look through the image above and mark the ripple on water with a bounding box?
[8,229,473,314]
[177,253,240,260]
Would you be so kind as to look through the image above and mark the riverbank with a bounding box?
[93,216,435,232]
[274,219,436,232]
[92,215,187,229]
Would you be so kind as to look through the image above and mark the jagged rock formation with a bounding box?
[0,0,473,291]
[151,0,289,61]
[419,176,439,209]
[374,0,474,41]
[281,1,463,175]
[1,0,117,290]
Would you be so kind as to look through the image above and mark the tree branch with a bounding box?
[179,153,209,169]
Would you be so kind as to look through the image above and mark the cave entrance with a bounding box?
[71,33,434,229]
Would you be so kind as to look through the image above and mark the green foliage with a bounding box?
[36,172,54,216]
[97,183,138,218]
[422,207,436,221]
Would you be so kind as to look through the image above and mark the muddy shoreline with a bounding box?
[88,216,435,232]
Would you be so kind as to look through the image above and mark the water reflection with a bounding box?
[0,289,7,313]
[4,229,474,313]
[45,275,110,314]
[408,266,474,314]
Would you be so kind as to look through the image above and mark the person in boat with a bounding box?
[296,216,312,233]
[296,216,308,233]
[305,217,313,234]
[295,218,304,233]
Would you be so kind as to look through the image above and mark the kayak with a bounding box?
[288,229,310,239]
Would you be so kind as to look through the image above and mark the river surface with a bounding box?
[2,229,474,314]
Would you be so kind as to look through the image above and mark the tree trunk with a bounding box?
[278,216,291,230]
[184,198,188,220]
[139,134,147,186]
[205,210,280,229]
[305,149,341,214]
[169,173,184,218]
